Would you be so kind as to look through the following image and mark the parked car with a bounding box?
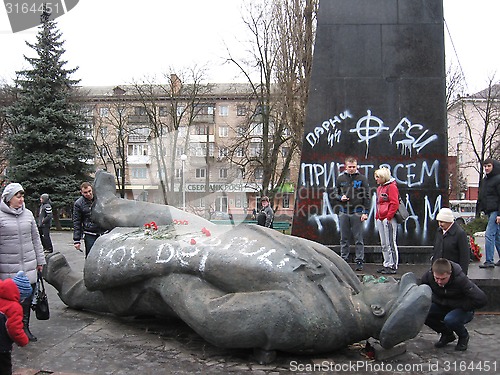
[449,200,477,225]
[211,211,233,220]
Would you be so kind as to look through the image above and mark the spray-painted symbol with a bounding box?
[350,110,389,158]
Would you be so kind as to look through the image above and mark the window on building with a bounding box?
[283,194,290,208]
[281,147,290,158]
[134,106,147,116]
[99,126,108,137]
[195,104,215,115]
[235,196,242,208]
[159,106,168,116]
[250,123,263,136]
[195,168,206,178]
[236,147,244,157]
[128,144,148,156]
[219,168,228,179]
[219,106,228,117]
[99,107,109,117]
[196,198,206,208]
[100,147,109,159]
[219,147,228,158]
[176,105,185,117]
[237,105,247,116]
[219,126,228,137]
[249,143,263,157]
[192,125,208,135]
[129,126,150,139]
[117,168,122,179]
[236,126,246,136]
[81,106,93,117]
[115,146,124,158]
[131,168,147,179]
[255,105,269,116]
[255,167,264,179]
[174,168,182,178]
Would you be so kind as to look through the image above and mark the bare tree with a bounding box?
[446,62,465,111]
[224,0,317,204]
[131,68,214,206]
[93,101,129,197]
[448,76,500,206]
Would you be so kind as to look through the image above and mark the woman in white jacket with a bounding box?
[0,183,46,341]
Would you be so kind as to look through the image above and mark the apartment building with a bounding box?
[447,84,500,200]
[80,82,298,221]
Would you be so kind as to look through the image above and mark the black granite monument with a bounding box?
[292,0,447,247]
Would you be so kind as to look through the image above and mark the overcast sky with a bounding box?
[0,0,498,94]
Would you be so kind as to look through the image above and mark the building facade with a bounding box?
[80,81,299,222]
[447,84,500,200]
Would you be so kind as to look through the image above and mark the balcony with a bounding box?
[128,115,150,124]
[193,114,215,123]
[127,155,151,165]
[190,134,215,143]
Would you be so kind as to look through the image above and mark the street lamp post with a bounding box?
[180,154,187,211]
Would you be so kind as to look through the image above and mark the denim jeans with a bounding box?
[84,233,100,258]
[484,211,500,264]
[425,303,474,338]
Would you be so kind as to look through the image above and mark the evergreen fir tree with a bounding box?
[6,10,92,214]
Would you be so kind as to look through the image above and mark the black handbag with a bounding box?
[31,271,50,320]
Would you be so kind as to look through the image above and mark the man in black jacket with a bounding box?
[421,258,487,351]
[73,182,104,258]
[431,208,470,274]
[477,158,500,268]
[335,156,370,271]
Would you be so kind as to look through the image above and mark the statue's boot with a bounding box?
[378,272,432,348]
[43,252,110,312]
[91,169,211,230]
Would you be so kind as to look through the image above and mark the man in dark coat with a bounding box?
[431,208,470,274]
[335,156,370,271]
[421,258,487,351]
[477,158,500,268]
[72,182,104,258]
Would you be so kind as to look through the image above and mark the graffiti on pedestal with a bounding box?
[293,108,446,246]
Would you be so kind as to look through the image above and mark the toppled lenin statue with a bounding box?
[44,170,431,355]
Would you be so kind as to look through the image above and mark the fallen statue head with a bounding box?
[44,170,431,354]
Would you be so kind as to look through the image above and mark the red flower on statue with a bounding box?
[144,221,158,235]
[469,236,482,261]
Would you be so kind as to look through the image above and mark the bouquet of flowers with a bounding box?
[469,235,482,261]
[144,221,158,235]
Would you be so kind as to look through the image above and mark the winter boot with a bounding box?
[22,301,37,342]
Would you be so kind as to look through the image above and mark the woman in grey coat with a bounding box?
[0,183,46,341]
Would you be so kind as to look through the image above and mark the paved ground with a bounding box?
[12,231,500,375]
